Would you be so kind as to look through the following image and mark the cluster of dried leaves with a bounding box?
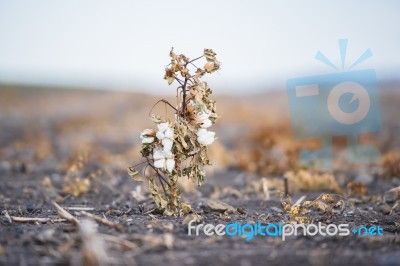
[129,48,220,215]
[63,153,99,197]
[281,193,346,223]
[382,151,400,178]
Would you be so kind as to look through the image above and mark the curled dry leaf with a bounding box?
[180,202,192,216]
[127,167,142,182]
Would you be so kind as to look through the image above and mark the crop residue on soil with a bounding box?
[0,87,400,265]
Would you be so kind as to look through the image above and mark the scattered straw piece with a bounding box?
[63,206,95,211]
[11,217,66,223]
[52,201,80,225]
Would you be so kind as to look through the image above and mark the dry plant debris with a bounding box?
[62,153,94,197]
[282,193,346,222]
[382,151,400,177]
[263,170,342,194]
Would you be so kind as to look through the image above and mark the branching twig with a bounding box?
[187,55,203,64]
[181,78,188,118]
[148,99,177,117]
[147,159,170,186]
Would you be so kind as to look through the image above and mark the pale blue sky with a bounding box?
[0,0,399,93]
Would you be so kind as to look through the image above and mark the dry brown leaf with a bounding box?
[204,62,215,73]
[180,202,192,215]
[167,76,174,85]
[127,167,142,182]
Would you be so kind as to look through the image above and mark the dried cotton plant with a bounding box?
[129,48,220,215]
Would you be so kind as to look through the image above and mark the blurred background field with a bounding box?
[1,84,400,265]
[1,81,400,175]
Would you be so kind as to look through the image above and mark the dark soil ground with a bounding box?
[0,86,399,266]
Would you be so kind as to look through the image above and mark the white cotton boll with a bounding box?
[164,127,174,139]
[197,128,207,137]
[154,158,166,169]
[162,138,173,152]
[141,137,154,144]
[197,132,208,145]
[205,131,215,145]
[158,122,169,132]
[201,119,212,128]
[166,159,175,173]
[197,129,215,146]
[197,112,209,121]
[156,131,165,140]
[153,149,165,160]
